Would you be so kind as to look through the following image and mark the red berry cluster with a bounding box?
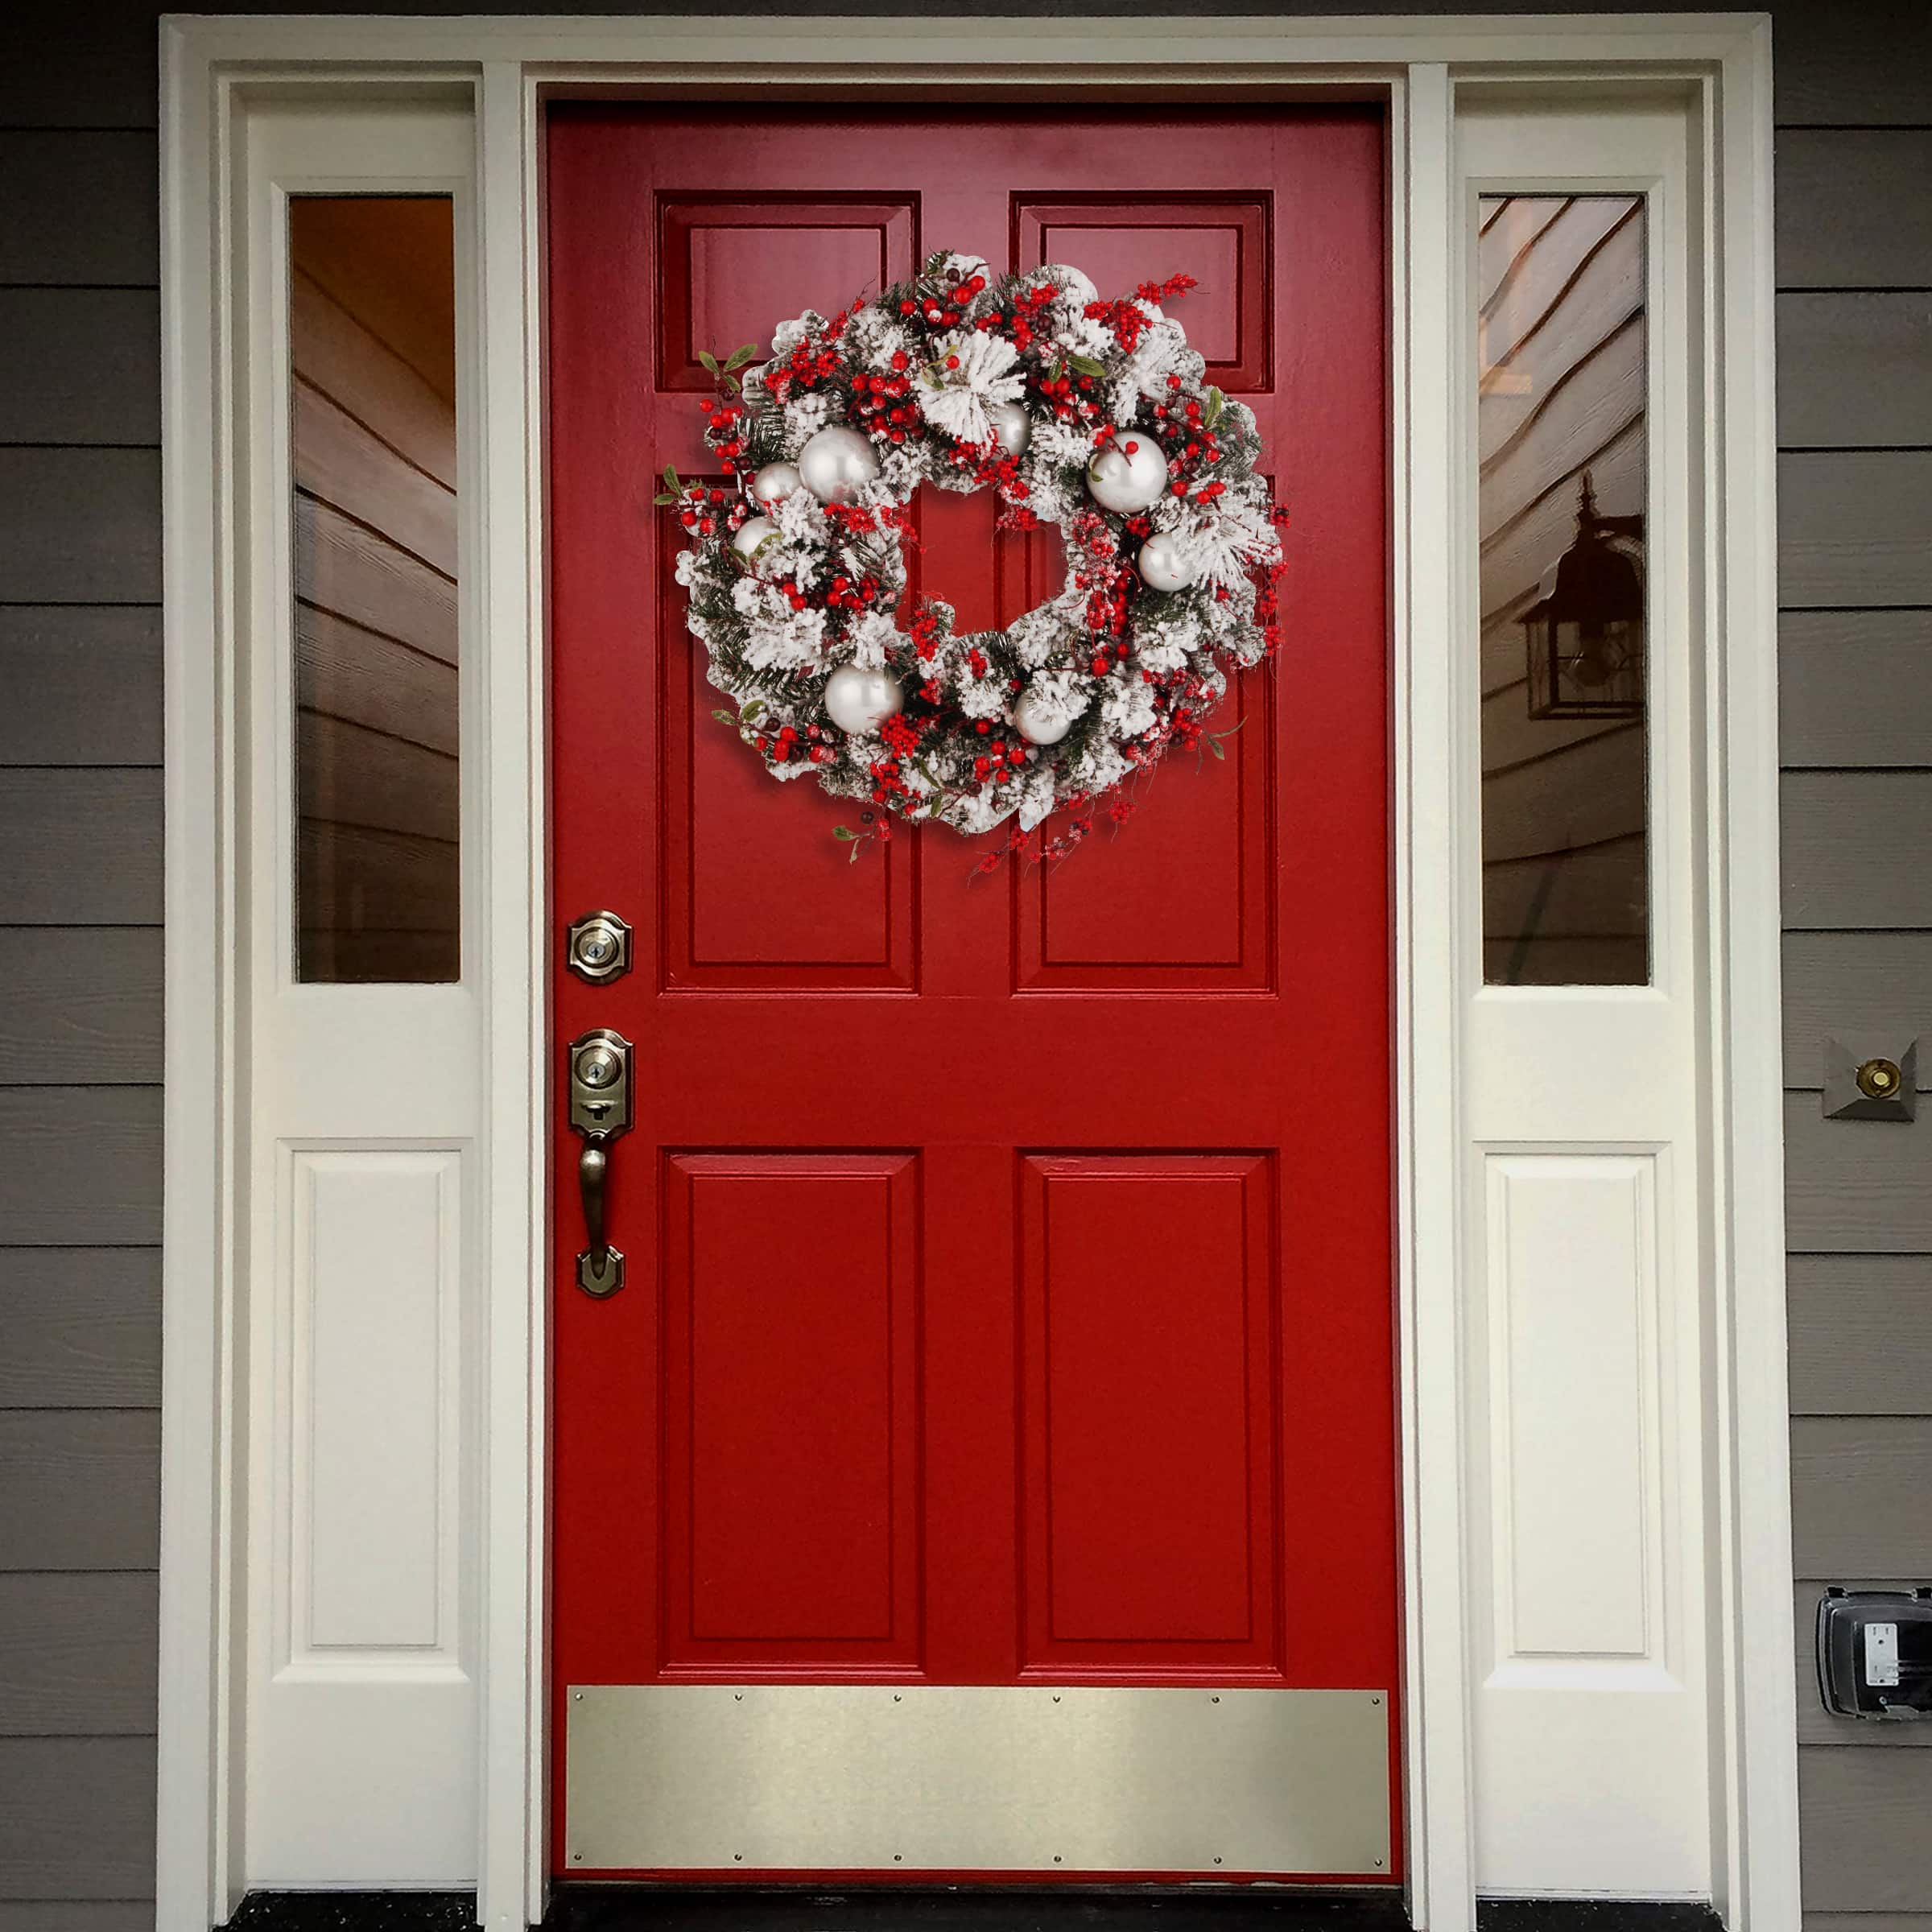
[674,483,733,538]
[700,397,749,474]
[1082,273,1199,354]
[851,353,923,445]
[896,270,989,332]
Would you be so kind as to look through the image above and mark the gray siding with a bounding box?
[1,20,165,1929]
[1775,12,1932,1931]
[1,2,1928,1926]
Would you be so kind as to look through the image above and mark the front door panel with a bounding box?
[547,104,1393,1881]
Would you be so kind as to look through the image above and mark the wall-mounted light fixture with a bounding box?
[1522,469,1645,720]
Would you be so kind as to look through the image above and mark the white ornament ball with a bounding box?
[1086,433,1170,514]
[730,514,781,565]
[824,665,905,737]
[988,399,1032,458]
[749,460,803,509]
[797,426,881,505]
[1013,687,1075,746]
[1137,532,1198,592]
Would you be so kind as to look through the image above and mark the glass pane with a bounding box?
[291,196,460,982]
[1477,194,1649,986]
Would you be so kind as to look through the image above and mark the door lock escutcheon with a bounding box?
[567,909,632,985]
[568,1028,633,1297]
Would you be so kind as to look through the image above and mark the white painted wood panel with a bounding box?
[1487,1154,1657,1662]
[1459,97,1711,1902]
[291,1148,460,1656]
[236,97,483,1891]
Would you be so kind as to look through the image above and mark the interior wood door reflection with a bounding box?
[546,104,1394,1879]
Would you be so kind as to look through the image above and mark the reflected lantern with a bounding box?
[1521,471,1645,720]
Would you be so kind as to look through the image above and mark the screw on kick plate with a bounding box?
[1373,1856,1385,1868]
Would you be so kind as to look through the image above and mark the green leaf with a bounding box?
[711,708,737,727]
[833,826,858,842]
[1206,735,1226,760]
[1203,386,1226,429]
[663,463,681,494]
[698,349,720,375]
[1066,353,1108,378]
[724,344,760,370]
[653,491,680,506]
[741,700,766,723]
[850,842,863,864]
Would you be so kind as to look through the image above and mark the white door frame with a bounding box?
[157,15,1792,1932]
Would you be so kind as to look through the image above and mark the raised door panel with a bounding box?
[1014,196,1269,389]
[658,543,919,990]
[659,197,918,389]
[660,1153,922,1672]
[1018,1154,1278,1675]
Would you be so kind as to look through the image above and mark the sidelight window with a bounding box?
[289,195,461,982]
[1476,193,1650,986]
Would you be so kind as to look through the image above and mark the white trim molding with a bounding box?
[158,17,1793,1932]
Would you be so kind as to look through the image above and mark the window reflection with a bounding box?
[1478,194,1649,987]
[291,196,460,983]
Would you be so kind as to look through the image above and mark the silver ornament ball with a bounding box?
[729,514,781,565]
[988,399,1033,458]
[797,425,881,505]
[749,460,803,509]
[1013,687,1075,747]
[1137,532,1198,592]
[824,665,905,737]
[1085,433,1170,514]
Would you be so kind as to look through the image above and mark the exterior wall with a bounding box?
[0,2,1925,1926]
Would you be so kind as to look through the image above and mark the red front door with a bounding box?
[547,103,1394,1882]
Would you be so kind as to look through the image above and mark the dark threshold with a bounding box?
[221,1889,1723,1932]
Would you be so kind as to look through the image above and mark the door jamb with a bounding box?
[158,17,1790,1932]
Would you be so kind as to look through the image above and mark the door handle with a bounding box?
[567,1028,633,1297]
[578,1141,611,1266]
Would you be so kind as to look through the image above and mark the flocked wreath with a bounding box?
[663,250,1286,866]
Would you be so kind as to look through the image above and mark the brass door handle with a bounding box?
[578,1141,613,1281]
[568,1029,632,1298]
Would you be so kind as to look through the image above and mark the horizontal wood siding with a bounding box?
[1777,92,1932,1930]
[1,69,163,1925]
[0,291,161,446]
[0,609,165,766]
[1781,613,1932,770]
[1777,86,1932,1926]
[0,1575,159,1736]
[0,1739,156,1900]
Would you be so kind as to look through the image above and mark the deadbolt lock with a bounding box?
[569,1028,633,1139]
[567,910,632,985]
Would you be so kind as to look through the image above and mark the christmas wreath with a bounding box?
[664,250,1285,865]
